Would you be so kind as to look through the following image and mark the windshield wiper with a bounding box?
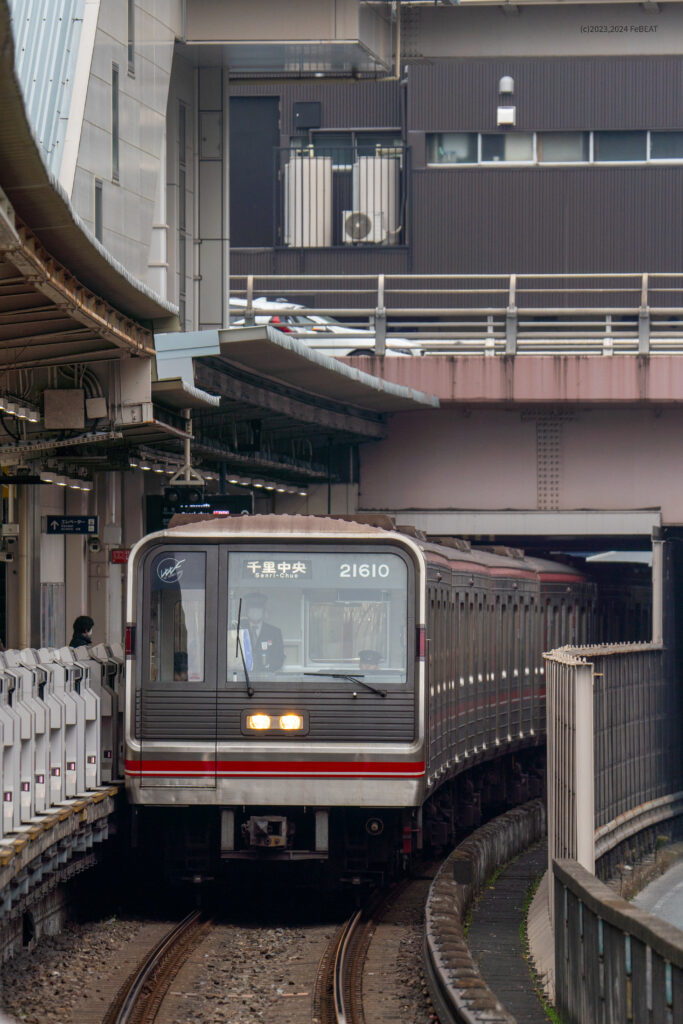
[235,598,254,697]
[304,671,386,698]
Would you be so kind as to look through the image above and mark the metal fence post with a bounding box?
[245,275,254,325]
[505,274,517,355]
[638,273,650,354]
[375,274,386,356]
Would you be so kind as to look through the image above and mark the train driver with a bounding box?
[358,649,382,671]
[244,592,285,672]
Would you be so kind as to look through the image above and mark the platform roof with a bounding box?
[155,324,439,450]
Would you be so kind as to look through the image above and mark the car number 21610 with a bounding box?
[339,562,390,579]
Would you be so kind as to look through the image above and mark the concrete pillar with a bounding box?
[40,485,66,647]
[65,488,88,641]
[15,484,41,649]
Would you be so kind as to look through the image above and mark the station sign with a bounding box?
[43,516,98,535]
[111,548,131,564]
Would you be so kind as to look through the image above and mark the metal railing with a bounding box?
[230,272,683,354]
[275,145,408,250]
[544,643,681,879]
[554,859,682,1024]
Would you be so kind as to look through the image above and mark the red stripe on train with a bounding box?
[125,759,426,778]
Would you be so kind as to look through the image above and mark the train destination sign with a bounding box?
[44,516,98,535]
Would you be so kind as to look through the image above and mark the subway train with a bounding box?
[124,513,596,882]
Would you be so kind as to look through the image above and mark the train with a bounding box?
[123,513,598,883]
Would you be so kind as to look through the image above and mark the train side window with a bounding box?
[148,551,206,683]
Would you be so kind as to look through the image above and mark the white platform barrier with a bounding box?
[0,646,124,839]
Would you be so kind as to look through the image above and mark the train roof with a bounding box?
[161,513,588,582]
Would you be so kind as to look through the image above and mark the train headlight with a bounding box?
[279,713,303,731]
[246,713,271,730]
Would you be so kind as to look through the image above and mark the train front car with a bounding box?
[124,515,426,882]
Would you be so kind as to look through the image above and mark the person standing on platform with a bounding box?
[70,615,94,648]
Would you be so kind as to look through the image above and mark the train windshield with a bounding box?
[227,550,408,683]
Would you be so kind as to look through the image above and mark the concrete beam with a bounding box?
[349,354,683,406]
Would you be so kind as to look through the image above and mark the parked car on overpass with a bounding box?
[229,297,420,357]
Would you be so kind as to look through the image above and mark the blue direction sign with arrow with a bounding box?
[44,516,98,535]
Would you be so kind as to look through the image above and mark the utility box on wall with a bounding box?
[43,390,85,429]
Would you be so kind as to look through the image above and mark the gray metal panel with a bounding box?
[228,78,401,139]
[8,0,85,177]
[410,165,683,275]
[408,57,683,132]
[140,688,416,741]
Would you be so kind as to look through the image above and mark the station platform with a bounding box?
[467,843,551,1023]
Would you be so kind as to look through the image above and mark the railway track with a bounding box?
[316,880,412,1024]
[103,910,212,1024]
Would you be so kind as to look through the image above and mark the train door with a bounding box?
[139,546,218,787]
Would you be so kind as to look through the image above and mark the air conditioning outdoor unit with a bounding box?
[343,155,400,244]
[342,210,385,244]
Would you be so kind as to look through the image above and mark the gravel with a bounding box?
[0,917,146,1024]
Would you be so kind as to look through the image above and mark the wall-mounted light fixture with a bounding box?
[497,75,516,127]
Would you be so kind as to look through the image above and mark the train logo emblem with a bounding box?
[156,558,186,583]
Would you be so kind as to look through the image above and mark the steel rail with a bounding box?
[108,910,204,1024]
[332,909,363,1024]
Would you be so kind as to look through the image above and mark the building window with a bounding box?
[94,179,103,241]
[426,130,681,167]
[481,133,534,163]
[127,0,135,76]
[426,132,477,165]
[112,63,119,182]
[650,131,683,160]
[594,131,646,162]
[308,130,402,168]
[538,132,589,163]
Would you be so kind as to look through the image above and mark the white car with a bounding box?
[229,298,421,357]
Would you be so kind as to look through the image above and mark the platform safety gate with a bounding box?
[0,644,124,840]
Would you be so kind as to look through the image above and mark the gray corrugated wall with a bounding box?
[407,57,683,132]
[411,164,683,274]
[228,78,402,143]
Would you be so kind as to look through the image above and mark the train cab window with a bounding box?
[227,549,409,683]
[148,551,206,683]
